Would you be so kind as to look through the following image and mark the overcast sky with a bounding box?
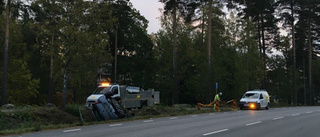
[130,0,163,34]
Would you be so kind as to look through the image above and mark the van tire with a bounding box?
[111,99,127,118]
[139,101,147,109]
[266,103,269,110]
[257,104,261,110]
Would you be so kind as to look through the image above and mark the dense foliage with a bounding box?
[0,0,319,106]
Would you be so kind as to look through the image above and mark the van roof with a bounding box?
[246,90,267,93]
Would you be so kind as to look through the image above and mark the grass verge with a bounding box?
[0,104,251,136]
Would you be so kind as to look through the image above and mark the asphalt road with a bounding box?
[8,106,320,137]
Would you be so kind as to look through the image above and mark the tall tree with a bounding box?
[228,0,279,90]
[160,0,179,104]
[0,0,40,105]
[295,0,320,105]
[67,0,114,104]
[277,0,299,105]
[31,0,64,104]
[206,0,213,103]
[159,0,199,104]
[6,23,40,105]
[225,13,263,98]
[2,0,10,106]
[30,0,114,105]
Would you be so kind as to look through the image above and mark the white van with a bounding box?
[239,90,270,110]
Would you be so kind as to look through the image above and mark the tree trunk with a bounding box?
[207,0,212,103]
[308,16,313,105]
[291,1,297,105]
[114,26,118,83]
[62,66,68,107]
[173,5,179,105]
[48,35,54,104]
[62,49,70,107]
[260,13,267,90]
[201,3,205,45]
[2,0,10,106]
[257,18,263,60]
[62,1,71,107]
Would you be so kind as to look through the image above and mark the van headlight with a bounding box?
[249,103,256,109]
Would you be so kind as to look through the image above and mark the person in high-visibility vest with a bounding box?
[214,92,222,110]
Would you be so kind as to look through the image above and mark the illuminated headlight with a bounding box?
[249,103,255,109]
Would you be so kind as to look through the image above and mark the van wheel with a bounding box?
[139,101,147,109]
[266,103,269,110]
[111,99,127,118]
[257,104,261,110]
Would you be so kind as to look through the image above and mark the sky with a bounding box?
[130,0,163,34]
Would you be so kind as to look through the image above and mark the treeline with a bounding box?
[0,0,319,106]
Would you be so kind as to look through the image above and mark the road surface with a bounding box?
[7,106,320,137]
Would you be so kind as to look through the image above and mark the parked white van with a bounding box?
[239,90,270,110]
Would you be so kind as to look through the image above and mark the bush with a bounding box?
[0,109,34,132]
[64,104,81,117]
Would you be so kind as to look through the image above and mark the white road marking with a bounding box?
[245,121,261,126]
[109,124,123,127]
[273,117,284,120]
[209,113,215,115]
[170,117,178,120]
[203,129,228,136]
[63,129,81,133]
[306,111,313,114]
[191,115,199,117]
[143,120,154,123]
[292,113,300,116]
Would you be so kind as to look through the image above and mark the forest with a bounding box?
[0,0,319,107]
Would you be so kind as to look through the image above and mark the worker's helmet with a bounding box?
[219,92,222,96]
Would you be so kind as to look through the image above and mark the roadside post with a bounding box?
[215,82,218,95]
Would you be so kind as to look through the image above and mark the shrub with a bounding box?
[64,104,81,117]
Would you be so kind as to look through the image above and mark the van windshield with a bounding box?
[93,87,111,94]
[242,93,259,99]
